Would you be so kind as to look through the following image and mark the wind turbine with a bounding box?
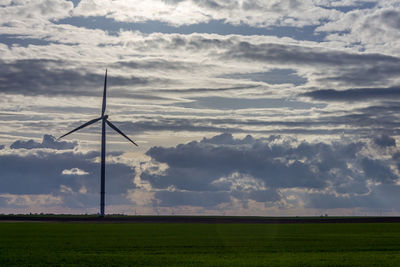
[59,69,138,217]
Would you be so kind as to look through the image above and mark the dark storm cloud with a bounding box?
[373,134,396,148]
[361,158,397,184]
[55,116,247,140]
[334,103,400,136]
[113,59,203,72]
[120,36,400,89]
[302,87,400,101]
[111,110,400,137]
[156,35,231,51]
[117,116,358,137]
[317,66,400,87]
[315,113,400,136]
[153,85,260,94]
[224,42,400,85]
[114,117,244,134]
[118,35,400,88]
[143,133,367,191]
[178,97,325,110]
[0,59,150,96]
[10,134,77,150]
[113,100,400,137]
[143,133,400,209]
[225,42,399,66]
[0,143,135,195]
[201,132,259,145]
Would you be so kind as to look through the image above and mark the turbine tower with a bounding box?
[59,69,138,217]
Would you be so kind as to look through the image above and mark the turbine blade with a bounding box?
[58,117,102,139]
[106,120,138,146]
[101,69,107,116]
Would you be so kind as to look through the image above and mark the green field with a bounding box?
[1,222,400,266]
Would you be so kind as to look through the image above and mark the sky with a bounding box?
[1,0,400,216]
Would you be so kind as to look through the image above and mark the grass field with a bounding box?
[1,222,400,266]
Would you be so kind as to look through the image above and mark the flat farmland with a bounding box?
[1,222,400,266]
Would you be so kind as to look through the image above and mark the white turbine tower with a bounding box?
[59,69,138,217]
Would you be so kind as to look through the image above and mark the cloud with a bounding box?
[201,133,257,145]
[222,69,308,85]
[0,148,136,195]
[316,4,400,56]
[361,158,397,184]
[114,117,247,134]
[2,0,400,215]
[10,134,77,150]
[62,167,89,176]
[225,41,399,67]
[306,183,400,210]
[2,131,400,213]
[139,134,345,205]
[73,0,340,28]
[0,0,73,21]
[178,97,323,110]
[152,172,280,208]
[223,41,400,87]
[139,133,400,210]
[302,87,400,101]
[113,110,400,138]
[114,59,204,72]
[373,134,396,148]
[3,28,400,100]
[0,193,63,206]
[0,59,150,96]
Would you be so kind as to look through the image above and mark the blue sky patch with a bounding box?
[55,17,326,41]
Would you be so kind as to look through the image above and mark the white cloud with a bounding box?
[62,167,89,176]
[74,0,209,25]
[59,184,74,193]
[0,0,73,21]
[79,186,88,194]
[318,3,400,55]
[126,189,156,207]
[212,171,267,192]
[73,0,341,27]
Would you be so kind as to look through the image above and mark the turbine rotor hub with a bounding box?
[103,115,109,120]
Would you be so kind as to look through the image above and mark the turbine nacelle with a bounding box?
[103,115,109,120]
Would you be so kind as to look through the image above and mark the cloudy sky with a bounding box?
[1,0,400,216]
